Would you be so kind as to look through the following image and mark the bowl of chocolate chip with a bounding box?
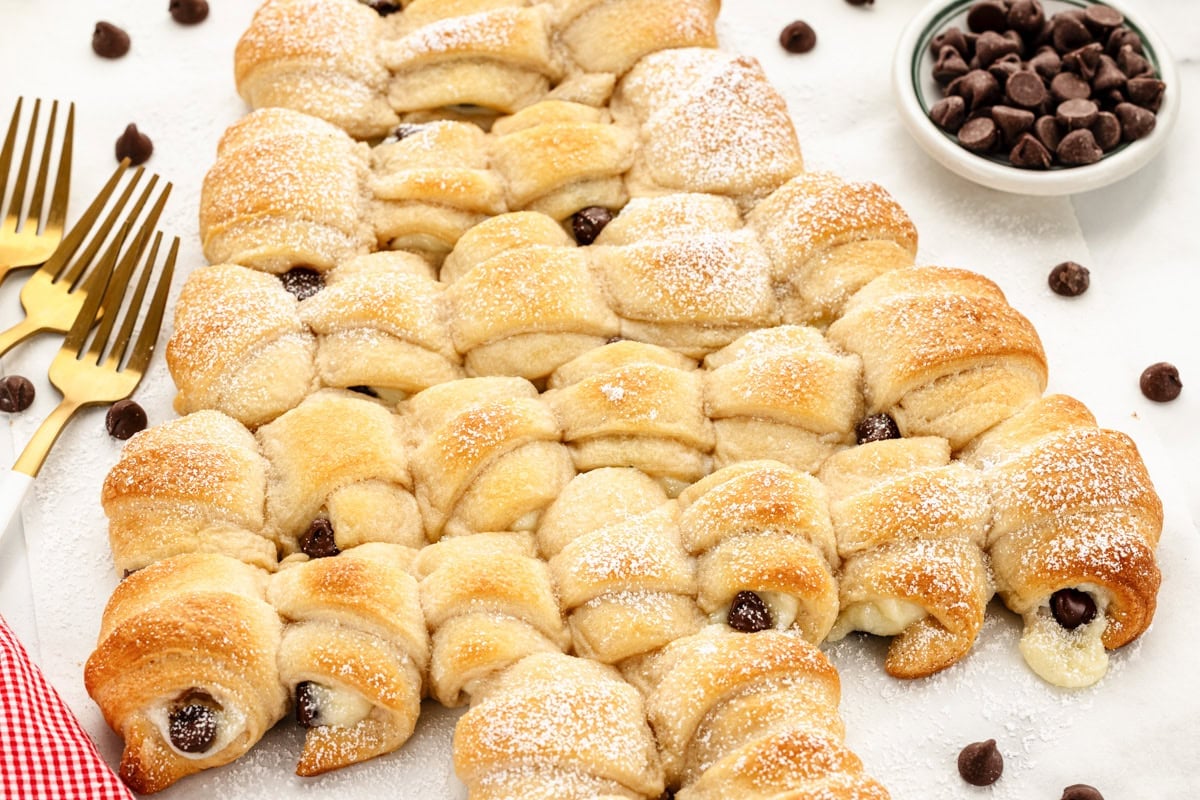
[893,0,1178,195]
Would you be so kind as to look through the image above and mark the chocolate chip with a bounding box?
[115,124,153,166]
[975,31,1022,68]
[1115,102,1156,141]
[930,26,972,60]
[295,682,321,727]
[571,206,613,245]
[958,739,1004,786]
[779,21,817,54]
[1005,70,1047,108]
[0,376,35,413]
[1056,98,1099,130]
[1091,112,1121,151]
[1084,6,1123,34]
[299,518,340,559]
[382,123,425,144]
[949,70,1001,112]
[1029,47,1061,81]
[1050,588,1098,629]
[1057,128,1103,165]
[727,591,773,633]
[1053,13,1092,52]
[121,568,140,580]
[993,105,1035,144]
[930,96,967,133]
[1063,43,1103,82]
[1105,27,1143,58]
[1117,44,1153,78]
[1140,362,1182,402]
[1034,115,1062,151]
[855,413,901,444]
[106,399,147,440]
[966,1,1009,34]
[988,53,1023,88]
[278,266,324,300]
[1048,261,1090,296]
[1126,77,1165,111]
[1010,133,1052,169]
[348,385,380,398]
[169,698,218,753]
[958,116,999,153]
[1007,0,1045,37]
[1091,55,1126,93]
[92,22,130,59]
[934,47,971,85]
[168,0,209,25]
[359,0,402,14]
[1062,785,1105,800]
[1050,71,1092,102]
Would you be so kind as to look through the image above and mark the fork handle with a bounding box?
[0,317,44,360]
[0,469,34,549]
[12,399,82,479]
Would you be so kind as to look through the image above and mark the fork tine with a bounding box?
[0,98,23,219]
[36,159,131,281]
[125,236,177,375]
[104,232,161,370]
[60,224,125,356]
[25,100,61,235]
[45,103,73,232]
[3,98,39,230]
[54,168,150,289]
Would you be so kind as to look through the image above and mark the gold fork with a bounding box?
[0,162,170,358]
[0,97,74,281]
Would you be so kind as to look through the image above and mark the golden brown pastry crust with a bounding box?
[552,0,720,76]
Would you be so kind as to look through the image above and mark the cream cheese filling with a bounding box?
[1019,584,1112,689]
[304,683,374,728]
[827,598,927,641]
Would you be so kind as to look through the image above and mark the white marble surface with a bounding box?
[0,0,1197,798]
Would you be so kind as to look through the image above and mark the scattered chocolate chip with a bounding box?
[993,105,1035,144]
[1050,588,1098,629]
[299,518,340,559]
[930,96,967,133]
[1126,76,1165,111]
[295,682,321,727]
[359,0,402,14]
[855,413,901,444]
[1029,47,1062,80]
[1007,0,1045,37]
[1048,261,1090,296]
[958,739,1004,786]
[1056,98,1099,130]
[1010,133,1052,169]
[115,124,153,166]
[169,698,218,753]
[1050,71,1092,102]
[571,206,613,245]
[934,47,972,85]
[727,591,773,633]
[1034,115,1062,151]
[958,116,999,152]
[1084,6,1123,34]
[1057,128,1103,164]
[1053,13,1092,52]
[779,20,817,54]
[1005,70,1047,108]
[966,1,1009,34]
[92,21,130,59]
[1091,111,1121,150]
[1062,785,1105,800]
[278,266,325,300]
[0,376,35,413]
[1140,362,1182,402]
[168,0,209,25]
[949,69,1001,111]
[106,399,147,440]
[1115,102,1156,141]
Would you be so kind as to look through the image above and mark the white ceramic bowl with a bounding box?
[893,0,1179,195]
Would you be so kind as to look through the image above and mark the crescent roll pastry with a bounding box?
[405,377,575,538]
[826,266,1048,450]
[544,341,714,494]
[167,263,317,428]
[702,326,864,472]
[536,467,669,558]
[381,2,562,117]
[439,210,573,284]
[613,49,803,210]
[961,394,1163,687]
[642,629,889,799]
[747,172,919,327]
[549,503,705,665]
[298,251,463,401]
[199,107,374,272]
[234,0,398,139]
[268,543,429,775]
[257,389,422,556]
[675,461,840,644]
[454,652,665,799]
[489,100,635,220]
[368,121,507,260]
[551,0,719,76]
[102,411,276,574]
[446,244,621,379]
[84,554,288,794]
[414,533,570,706]
[592,192,741,247]
[818,437,992,678]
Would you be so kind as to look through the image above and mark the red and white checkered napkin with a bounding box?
[0,615,133,800]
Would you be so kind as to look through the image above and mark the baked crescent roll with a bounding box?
[405,377,575,538]
[592,192,741,247]
[381,3,562,117]
[746,172,919,327]
[298,251,463,402]
[167,263,317,428]
[257,389,422,556]
[549,503,705,665]
[819,437,992,678]
[368,121,507,260]
[961,394,1163,687]
[642,629,888,799]
[826,266,1047,450]
[552,0,720,75]
[675,461,840,644]
[613,49,803,210]
[415,533,570,706]
[84,554,288,794]
[544,342,714,494]
[102,411,276,574]
[702,326,864,472]
[440,210,573,285]
[454,652,665,800]
[536,467,669,558]
[446,244,621,379]
[490,100,635,221]
[234,0,398,139]
[268,543,429,775]
[199,107,374,272]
